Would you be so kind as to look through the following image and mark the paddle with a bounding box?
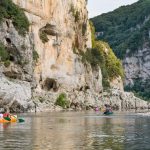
[18,118,25,123]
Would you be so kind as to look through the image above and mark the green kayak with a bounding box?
[104,111,113,115]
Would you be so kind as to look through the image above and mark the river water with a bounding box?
[0,111,150,150]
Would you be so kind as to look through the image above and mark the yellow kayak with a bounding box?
[0,115,17,123]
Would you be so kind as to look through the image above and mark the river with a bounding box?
[0,111,150,150]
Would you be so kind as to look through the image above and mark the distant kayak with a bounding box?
[0,114,25,123]
[103,111,113,115]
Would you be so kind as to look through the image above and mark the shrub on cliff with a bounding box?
[80,40,124,88]
[89,21,96,48]
[0,0,29,36]
[0,43,9,61]
[33,50,39,62]
[39,30,49,43]
[78,22,124,89]
[55,93,69,109]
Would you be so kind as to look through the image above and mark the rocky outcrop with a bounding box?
[0,75,33,112]
[0,19,33,81]
[71,89,149,111]
[123,46,150,86]
[101,90,148,110]
[110,76,124,91]
[0,18,34,112]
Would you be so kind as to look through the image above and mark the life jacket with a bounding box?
[3,113,10,118]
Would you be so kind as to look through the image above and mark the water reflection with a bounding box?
[0,112,150,150]
[124,116,150,150]
[100,118,125,150]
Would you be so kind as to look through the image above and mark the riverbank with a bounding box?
[0,75,149,113]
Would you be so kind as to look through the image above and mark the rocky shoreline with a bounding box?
[0,73,149,113]
[29,88,149,113]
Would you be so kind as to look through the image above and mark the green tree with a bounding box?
[91,0,150,59]
[0,0,29,36]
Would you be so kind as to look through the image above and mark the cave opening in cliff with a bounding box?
[43,78,58,92]
[5,38,11,44]
[85,85,90,90]
[9,55,15,61]
[79,85,90,92]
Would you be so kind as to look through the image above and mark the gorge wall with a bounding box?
[0,0,148,112]
[0,0,103,112]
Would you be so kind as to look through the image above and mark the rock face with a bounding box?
[0,20,33,81]
[13,0,95,90]
[0,75,32,112]
[110,76,124,91]
[100,90,148,111]
[0,18,34,112]
[123,46,150,86]
[0,0,103,112]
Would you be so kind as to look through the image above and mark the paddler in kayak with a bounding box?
[104,104,113,115]
[3,113,11,121]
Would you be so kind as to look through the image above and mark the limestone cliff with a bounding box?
[13,0,99,90]
[0,18,33,112]
[0,0,103,112]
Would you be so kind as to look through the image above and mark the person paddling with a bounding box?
[3,113,11,121]
[104,104,112,115]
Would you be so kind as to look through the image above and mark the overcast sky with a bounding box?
[87,0,138,18]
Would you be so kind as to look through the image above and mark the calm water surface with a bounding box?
[0,111,150,150]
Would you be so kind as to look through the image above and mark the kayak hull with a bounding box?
[104,112,113,115]
[0,116,17,123]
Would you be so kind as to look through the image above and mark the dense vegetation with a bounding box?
[33,50,39,62]
[55,93,69,109]
[79,22,124,88]
[39,30,49,43]
[91,0,150,59]
[0,43,9,61]
[125,78,150,101]
[0,0,29,36]
[0,42,11,67]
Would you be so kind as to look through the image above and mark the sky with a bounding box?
[87,0,138,18]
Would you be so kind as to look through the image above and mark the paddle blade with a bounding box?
[18,118,25,123]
